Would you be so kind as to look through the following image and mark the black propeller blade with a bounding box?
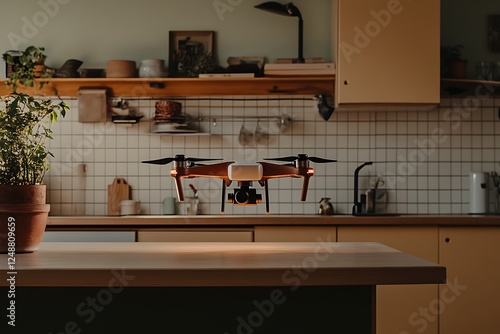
[142,157,176,165]
[142,154,221,165]
[264,154,336,163]
[308,156,337,163]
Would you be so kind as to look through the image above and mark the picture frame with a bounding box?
[169,31,215,76]
[488,15,500,52]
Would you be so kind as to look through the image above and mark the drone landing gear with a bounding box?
[221,180,226,214]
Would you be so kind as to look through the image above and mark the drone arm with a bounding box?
[300,175,311,201]
[172,174,185,201]
[183,163,234,186]
[259,161,314,201]
[259,162,298,179]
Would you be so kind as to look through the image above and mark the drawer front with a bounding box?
[42,231,136,242]
[137,230,253,242]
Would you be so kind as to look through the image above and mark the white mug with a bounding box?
[120,200,141,215]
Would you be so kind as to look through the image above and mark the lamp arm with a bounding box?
[298,17,304,63]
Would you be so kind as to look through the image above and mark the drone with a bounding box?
[142,154,336,214]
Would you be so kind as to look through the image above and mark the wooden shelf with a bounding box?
[441,78,500,85]
[441,77,500,96]
[0,76,335,97]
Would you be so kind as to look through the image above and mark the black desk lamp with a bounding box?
[255,2,304,63]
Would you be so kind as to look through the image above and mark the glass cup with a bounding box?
[476,61,493,80]
[494,61,500,81]
[180,197,199,215]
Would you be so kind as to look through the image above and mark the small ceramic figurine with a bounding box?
[319,197,334,215]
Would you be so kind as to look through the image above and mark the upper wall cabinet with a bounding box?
[335,0,440,108]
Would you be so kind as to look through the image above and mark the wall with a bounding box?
[44,90,500,216]
[3,1,500,216]
[0,0,332,72]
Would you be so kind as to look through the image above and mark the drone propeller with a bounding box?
[142,154,221,165]
[264,154,337,163]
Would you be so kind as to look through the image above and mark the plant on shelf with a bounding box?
[171,51,219,78]
[0,50,68,253]
[2,46,51,92]
[441,44,467,79]
[0,93,67,185]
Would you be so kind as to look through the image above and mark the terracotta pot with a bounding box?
[33,64,46,78]
[0,185,50,253]
[449,60,467,79]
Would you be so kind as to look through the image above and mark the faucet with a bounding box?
[352,162,373,215]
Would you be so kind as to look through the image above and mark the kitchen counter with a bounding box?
[0,242,444,333]
[0,241,445,287]
[47,214,500,228]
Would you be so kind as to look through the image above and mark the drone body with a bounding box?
[142,154,335,214]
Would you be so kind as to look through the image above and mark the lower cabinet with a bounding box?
[439,227,500,334]
[337,226,439,334]
[254,226,337,242]
[137,229,254,242]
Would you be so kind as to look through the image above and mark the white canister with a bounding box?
[469,172,489,214]
[139,59,166,78]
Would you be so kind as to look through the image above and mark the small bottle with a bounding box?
[318,198,334,215]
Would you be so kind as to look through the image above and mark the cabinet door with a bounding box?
[137,230,253,242]
[439,227,500,334]
[254,226,337,242]
[335,0,440,105]
[338,226,439,334]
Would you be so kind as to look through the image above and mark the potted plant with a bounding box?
[0,48,67,253]
[441,45,467,79]
[171,51,219,78]
[2,46,49,92]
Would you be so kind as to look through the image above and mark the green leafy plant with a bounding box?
[0,92,68,185]
[1,46,68,186]
[173,51,218,78]
[441,45,464,61]
[441,45,467,77]
[2,46,50,92]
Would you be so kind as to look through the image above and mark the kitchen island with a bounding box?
[0,242,445,333]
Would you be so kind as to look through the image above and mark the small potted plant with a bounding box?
[0,48,67,253]
[172,51,219,78]
[441,45,467,79]
[2,46,49,91]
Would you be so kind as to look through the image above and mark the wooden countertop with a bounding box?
[0,242,445,287]
[47,214,500,228]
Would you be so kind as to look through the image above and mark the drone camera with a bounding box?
[228,183,262,206]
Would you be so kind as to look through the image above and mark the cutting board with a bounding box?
[107,178,130,216]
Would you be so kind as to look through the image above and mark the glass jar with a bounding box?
[139,59,166,78]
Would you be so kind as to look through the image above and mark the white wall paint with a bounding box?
[0,0,332,70]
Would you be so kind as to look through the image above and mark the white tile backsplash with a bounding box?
[44,94,500,216]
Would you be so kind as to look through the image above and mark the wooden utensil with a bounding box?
[107,178,130,216]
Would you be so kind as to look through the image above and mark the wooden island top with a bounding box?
[0,242,445,287]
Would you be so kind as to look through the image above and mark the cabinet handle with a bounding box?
[343,80,349,85]
[445,237,451,243]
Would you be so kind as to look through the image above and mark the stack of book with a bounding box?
[264,63,335,76]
